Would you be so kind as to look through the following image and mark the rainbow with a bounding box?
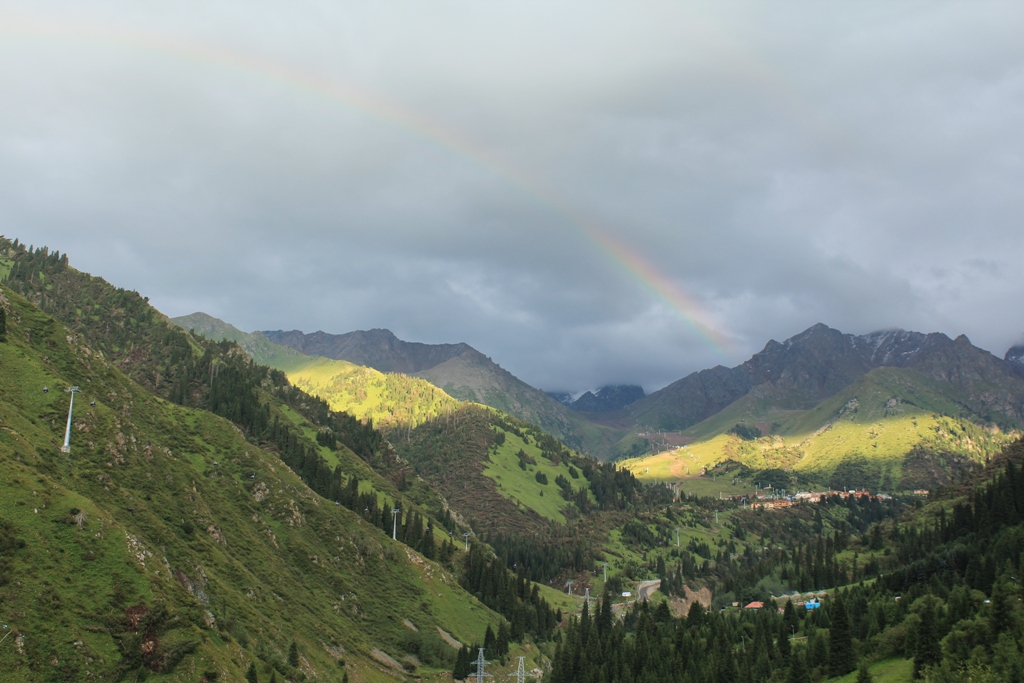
[2,14,735,354]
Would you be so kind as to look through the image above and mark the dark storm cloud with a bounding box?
[2,2,1023,392]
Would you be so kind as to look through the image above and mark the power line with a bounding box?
[472,648,493,683]
[507,656,536,683]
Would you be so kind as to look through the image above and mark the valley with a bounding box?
[3,237,1024,682]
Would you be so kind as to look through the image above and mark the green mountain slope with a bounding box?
[0,285,501,682]
[171,312,309,369]
[263,327,627,459]
[171,313,463,431]
[622,366,1020,490]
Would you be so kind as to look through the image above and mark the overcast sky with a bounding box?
[2,2,1023,392]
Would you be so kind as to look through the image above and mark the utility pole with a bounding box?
[473,648,493,683]
[675,527,680,547]
[392,509,401,540]
[601,562,608,582]
[507,656,535,683]
[61,386,80,453]
[463,532,470,551]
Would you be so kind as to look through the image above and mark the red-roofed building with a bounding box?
[744,601,763,610]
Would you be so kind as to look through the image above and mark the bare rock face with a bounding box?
[1007,345,1024,378]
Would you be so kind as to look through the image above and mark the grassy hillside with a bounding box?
[172,313,464,432]
[0,285,503,682]
[621,367,1020,490]
[284,357,462,432]
[482,426,593,525]
[413,353,628,460]
[171,312,309,370]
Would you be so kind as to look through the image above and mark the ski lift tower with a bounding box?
[60,386,80,453]
[392,508,401,540]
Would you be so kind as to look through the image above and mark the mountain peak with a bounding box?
[568,385,645,412]
[784,322,836,346]
[171,312,247,341]
[261,328,474,375]
[1007,344,1024,378]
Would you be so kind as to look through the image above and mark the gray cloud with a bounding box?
[2,1,1023,391]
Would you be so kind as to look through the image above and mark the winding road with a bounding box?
[637,580,661,602]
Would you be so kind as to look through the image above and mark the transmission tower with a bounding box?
[472,647,493,683]
[61,387,80,453]
[392,508,401,540]
[565,580,574,596]
[507,656,536,683]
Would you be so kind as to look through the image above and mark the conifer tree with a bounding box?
[913,601,941,679]
[787,653,808,683]
[777,621,792,661]
[828,596,855,677]
[453,645,472,680]
[497,621,510,656]
[246,663,259,683]
[597,590,613,638]
[421,525,436,559]
[483,625,496,657]
[856,662,873,683]
[0,305,6,342]
[288,641,299,667]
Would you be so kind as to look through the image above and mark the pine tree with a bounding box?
[0,305,6,342]
[828,597,855,677]
[787,653,809,683]
[453,645,472,680]
[913,601,941,679]
[483,625,496,657]
[497,621,511,656]
[246,663,259,683]
[288,641,300,667]
[777,621,792,661]
[856,662,873,683]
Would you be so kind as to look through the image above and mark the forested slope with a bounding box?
[0,283,503,682]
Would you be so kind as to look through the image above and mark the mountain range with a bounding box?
[7,237,1024,682]
[178,311,1024,483]
[628,324,1024,432]
[547,385,646,413]
[259,327,623,455]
